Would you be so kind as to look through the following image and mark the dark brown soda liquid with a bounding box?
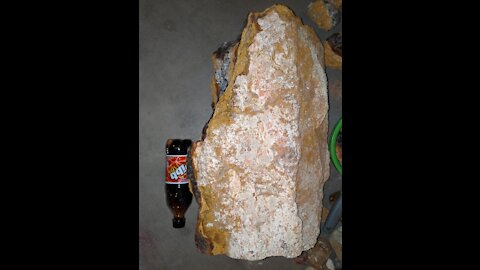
[165,139,193,228]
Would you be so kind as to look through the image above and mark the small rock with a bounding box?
[307,0,340,31]
[324,32,342,69]
[325,258,335,270]
[304,236,332,270]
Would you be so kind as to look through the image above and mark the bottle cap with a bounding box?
[173,217,186,228]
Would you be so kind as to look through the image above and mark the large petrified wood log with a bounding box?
[189,4,330,261]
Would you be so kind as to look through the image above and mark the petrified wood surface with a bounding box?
[189,4,329,260]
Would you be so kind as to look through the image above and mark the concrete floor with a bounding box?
[139,0,342,269]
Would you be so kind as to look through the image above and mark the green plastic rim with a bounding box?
[329,117,342,175]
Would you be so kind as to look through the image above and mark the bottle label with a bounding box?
[166,155,189,184]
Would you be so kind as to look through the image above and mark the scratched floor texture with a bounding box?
[139,0,342,269]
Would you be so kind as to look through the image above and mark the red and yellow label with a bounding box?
[166,155,188,184]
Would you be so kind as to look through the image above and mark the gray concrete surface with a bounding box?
[140,0,342,269]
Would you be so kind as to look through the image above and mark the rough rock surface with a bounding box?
[304,236,333,270]
[190,4,330,261]
[324,32,342,69]
[307,0,340,31]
